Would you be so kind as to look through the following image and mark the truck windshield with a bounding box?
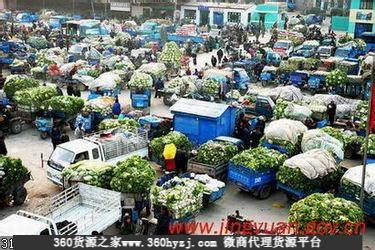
[51,147,75,163]
[274,42,289,49]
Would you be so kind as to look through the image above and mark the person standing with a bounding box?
[217,48,224,64]
[175,149,188,174]
[51,127,62,149]
[327,101,337,126]
[155,206,170,235]
[55,86,63,96]
[61,132,70,144]
[0,132,7,155]
[112,97,122,116]
[155,78,164,98]
[186,67,192,76]
[192,52,197,66]
[73,86,81,97]
[211,55,218,67]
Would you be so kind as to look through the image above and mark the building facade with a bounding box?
[180,1,255,26]
[347,0,375,37]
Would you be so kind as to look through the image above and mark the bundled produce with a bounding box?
[354,38,366,51]
[321,126,346,145]
[301,129,344,161]
[150,131,193,159]
[288,193,363,235]
[35,51,56,67]
[43,96,84,115]
[14,86,57,109]
[138,63,166,80]
[114,32,131,46]
[89,72,122,91]
[284,103,312,122]
[127,72,153,90]
[364,134,375,157]
[273,99,290,119]
[277,62,298,75]
[231,147,286,172]
[165,77,185,94]
[276,149,343,192]
[4,75,39,99]
[303,58,319,70]
[83,96,115,116]
[110,156,156,194]
[151,177,204,219]
[326,69,348,87]
[159,42,182,68]
[86,69,101,78]
[193,174,225,195]
[98,118,140,131]
[0,156,29,194]
[27,36,49,50]
[263,119,308,155]
[195,141,238,166]
[10,59,26,68]
[201,78,219,96]
[338,34,353,44]
[354,100,368,129]
[340,165,375,201]
[31,66,46,79]
[62,160,114,189]
[114,58,135,71]
[308,103,327,120]
[225,90,241,100]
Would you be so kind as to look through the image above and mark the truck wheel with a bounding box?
[13,186,27,205]
[10,120,22,134]
[261,80,267,87]
[163,96,171,106]
[251,189,260,198]
[286,193,298,203]
[257,184,273,200]
[40,131,48,140]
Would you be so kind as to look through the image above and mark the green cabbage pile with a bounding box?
[27,36,50,50]
[288,193,363,235]
[14,86,57,109]
[159,42,182,68]
[326,69,348,87]
[4,75,40,99]
[195,141,238,166]
[150,131,193,159]
[231,147,286,172]
[43,96,84,115]
[98,118,140,131]
[62,160,114,189]
[128,72,153,90]
[110,156,156,194]
[354,101,368,129]
[0,156,29,194]
[201,78,219,96]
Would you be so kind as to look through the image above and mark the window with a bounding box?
[360,0,373,9]
[74,151,89,163]
[92,149,100,159]
[228,12,241,23]
[184,9,196,20]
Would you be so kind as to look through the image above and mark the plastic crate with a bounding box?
[337,190,375,217]
[262,141,289,155]
[209,187,225,202]
[228,163,276,192]
[316,119,328,128]
[132,94,150,108]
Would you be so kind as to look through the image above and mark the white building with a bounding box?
[180,2,256,26]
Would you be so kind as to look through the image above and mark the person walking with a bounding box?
[67,83,74,96]
[0,132,7,155]
[155,78,164,98]
[112,97,121,116]
[327,101,337,126]
[51,126,62,149]
[192,52,197,66]
[217,48,224,64]
[211,55,217,67]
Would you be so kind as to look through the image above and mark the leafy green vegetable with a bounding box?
[14,86,57,109]
[27,36,49,50]
[150,131,193,159]
[4,75,39,99]
[326,69,348,87]
[322,127,346,145]
[0,156,29,194]
[354,101,368,129]
[62,160,114,189]
[110,156,156,194]
[231,147,286,172]
[195,141,238,166]
[201,78,219,96]
[127,72,153,90]
[98,118,140,131]
[159,42,182,68]
[42,96,84,115]
[273,99,290,120]
[288,193,363,235]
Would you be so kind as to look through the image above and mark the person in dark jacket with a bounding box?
[217,48,224,64]
[155,78,164,98]
[67,83,74,96]
[112,97,121,116]
[121,213,135,235]
[211,55,217,67]
[327,101,337,126]
[0,132,7,155]
[175,149,188,174]
[61,132,70,144]
[55,86,63,96]
[249,127,262,148]
[51,127,62,149]
[155,206,170,235]
[73,86,81,97]
[192,53,197,66]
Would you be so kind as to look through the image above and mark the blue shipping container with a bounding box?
[170,98,237,145]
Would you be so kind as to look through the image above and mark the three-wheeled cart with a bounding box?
[0,172,31,206]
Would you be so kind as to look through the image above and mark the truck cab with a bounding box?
[0,212,51,235]
[233,68,250,94]
[68,43,102,62]
[49,15,69,29]
[293,40,319,58]
[242,95,275,120]
[273,40,294,59]
[317,46,335,59]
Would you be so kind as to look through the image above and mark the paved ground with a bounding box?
[0,30,373,248]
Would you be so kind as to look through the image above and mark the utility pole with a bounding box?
[72,0,75,16]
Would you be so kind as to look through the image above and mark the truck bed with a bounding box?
[43,183,121,235]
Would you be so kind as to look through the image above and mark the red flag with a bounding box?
[369,82,375,133]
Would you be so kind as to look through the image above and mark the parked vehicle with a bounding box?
[0,104,23,135]
[293,40,320,58]
[187,136,244,181]
[273,40,294,59]
[241,95,275,120]
[290,70,309,88]
[308,70,328,93]
[260,66,277,86]
[68,43,102,63]
[47,129,149,186]
[0,171,30,206]
[360,32,375,53]
[49,15,70,29]
[317,46,335,59]
[0,183,121,235]
[305,14,323,26]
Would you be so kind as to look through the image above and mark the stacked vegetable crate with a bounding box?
[187,158,228,181]
[228,162,276,199]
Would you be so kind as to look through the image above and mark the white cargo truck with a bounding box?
[0,183,121,235]
[47,129,148,186]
